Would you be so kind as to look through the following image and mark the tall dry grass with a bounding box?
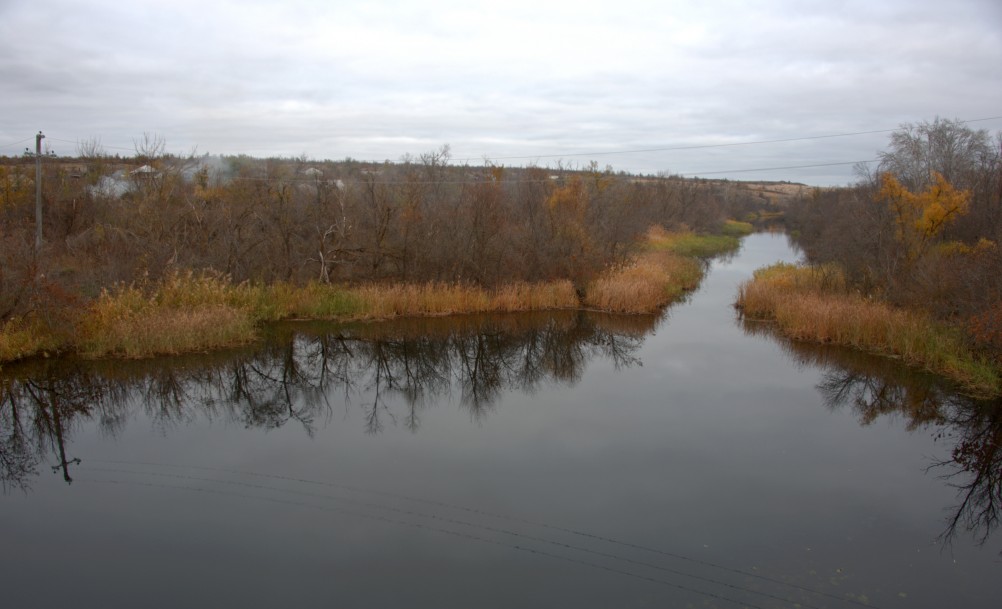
[584,251,702,314]
[78,276,257,358]
[0,316,60,364]
[737,263,1000,397]
[66,274,581,359]
[350,280,578,319]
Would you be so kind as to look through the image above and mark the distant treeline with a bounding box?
[0,143,778,322]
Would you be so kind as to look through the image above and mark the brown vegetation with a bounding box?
[736,263,1000,397]
[584,251,702,314]
[4,136,769,363]
[757,117,1002,394]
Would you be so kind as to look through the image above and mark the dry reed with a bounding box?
[737,263,1000,396]
[79,278,257,358]
[349,280,578,319]
[584,251,702,314]
[0,317,59,364]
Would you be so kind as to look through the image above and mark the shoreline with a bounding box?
[735,262,1002,398]
[2,228,742,366]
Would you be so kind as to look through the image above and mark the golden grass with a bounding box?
[0,316,60,365]
[80,304,256,358]
[486,281,580,312]
[737,263,1001,397]
[350,280,578,319]
[584,251,702,314]
[78,278,257,358]
[9,273,578,361]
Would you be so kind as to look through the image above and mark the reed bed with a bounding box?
[47,274,580,361]
[584,251,702,314]
[0,317,59,364]
[79,277,257,358]
[737,263,1000,397]
[350,280,578,319]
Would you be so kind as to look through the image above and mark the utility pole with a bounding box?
[35,131,45,252]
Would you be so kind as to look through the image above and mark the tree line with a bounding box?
[1,143,775,324]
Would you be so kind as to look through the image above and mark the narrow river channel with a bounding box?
[2,232,999,608]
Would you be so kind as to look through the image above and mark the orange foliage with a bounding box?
[877,171,970,261]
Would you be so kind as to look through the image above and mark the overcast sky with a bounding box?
[1,0,999,185]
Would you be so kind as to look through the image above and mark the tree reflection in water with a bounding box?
[742,319,1002,553]
[0,310,652,491]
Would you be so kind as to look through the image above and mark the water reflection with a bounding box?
[0,310,654,492]
[742,319,1002,552]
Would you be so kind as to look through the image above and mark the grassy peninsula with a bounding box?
[0,229,741,363]
[736,263,1000,397]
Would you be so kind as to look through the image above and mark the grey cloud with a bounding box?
[1,0,1000,185]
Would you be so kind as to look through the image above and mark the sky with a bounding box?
[1,0,1000,185]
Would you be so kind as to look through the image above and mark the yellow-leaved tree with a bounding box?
[877,171,971,262]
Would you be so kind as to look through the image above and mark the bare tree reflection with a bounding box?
[0,381,36,492]
[742,318,1002,553]
[932,399,1002,550]
[0,363,126,490]
[0,310,649,492]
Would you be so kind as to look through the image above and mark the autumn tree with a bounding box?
[877,171,971,263]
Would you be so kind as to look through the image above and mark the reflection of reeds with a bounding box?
[587,311,662,337]
[332,310,581,341]
[737,263,1001,397]
[584,251,702,314]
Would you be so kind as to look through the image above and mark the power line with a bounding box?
[47,137,135,152]
[684,159,878,177]
[32,115,1002,165]
[0,136,35,150]
[453,115,1002,163]
[21,115,1001,184]
[221,159,877,183]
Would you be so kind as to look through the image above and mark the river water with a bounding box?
[2,232,1000,608]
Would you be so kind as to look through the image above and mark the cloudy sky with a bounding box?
[1,0,999,185]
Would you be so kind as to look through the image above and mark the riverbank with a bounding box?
[736,262,1002,397]
[0,229,740,364]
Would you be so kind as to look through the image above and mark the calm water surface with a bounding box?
[3,233,1000,608]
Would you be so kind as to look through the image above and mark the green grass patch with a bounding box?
[721,219,755,237]
[646,227,741,258]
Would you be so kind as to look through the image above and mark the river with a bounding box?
[2,232,999,608]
